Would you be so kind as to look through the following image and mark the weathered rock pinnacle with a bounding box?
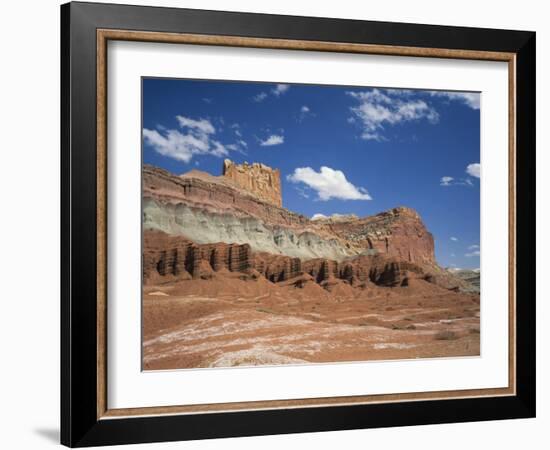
[222,159,282,207]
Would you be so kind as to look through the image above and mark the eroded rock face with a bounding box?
[143,164,436,265]
[143,231,254,282]
[143,230,465,291]
[222,159,282,207]
[324,207,435,264]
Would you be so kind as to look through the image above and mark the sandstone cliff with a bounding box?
[143,230,468,292]
[143,163,435,264]
[222,159,282,207]
[323,207,435,265]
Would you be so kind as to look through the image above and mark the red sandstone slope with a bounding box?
[143,230,472,293]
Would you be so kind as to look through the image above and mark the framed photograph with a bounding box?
[61,1,536,447]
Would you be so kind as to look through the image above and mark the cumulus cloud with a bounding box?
[466,163,481,178]
[311,213,328,220]
[430,91,480,109]
[465,250,481,257]
[253,83,290,102]
[143,115,244,163]
[380,88,480,110]
[441,176,454,186]
[347,89,439,141]
[259,134,284,146]
[272,84,290,96]
[176,116,216,134]
[287,166,372,201]
[450,237,458,241]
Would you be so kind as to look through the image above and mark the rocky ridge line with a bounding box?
[143,164,436,264]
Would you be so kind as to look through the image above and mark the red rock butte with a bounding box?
[222,159,282,207]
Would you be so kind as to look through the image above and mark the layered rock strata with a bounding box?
[144,230,468,291]
[143,164,435,264]
[324,207,435,264]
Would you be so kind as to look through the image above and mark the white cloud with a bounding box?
[176,116,216,134]
[468,244,480,250]
[311,213,358,221]
[385,88,414,97]
[259,134,284,146]
[272,84,290,96]
[430,91,480,109]
[144,115,241,163]
[450,237,458,241]
[253,84,290,102]
[311,213,328,220]
[466,163,481,178]
[347,89,439,141]
[298,105,314,122]
[287,166,372,201]
[465,250,481,257]
[143,128,226,163]
[253,92,268,102]
[441,174,475,187]
[450,253,456,257]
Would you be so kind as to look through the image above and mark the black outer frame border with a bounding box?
[60,2,536,447]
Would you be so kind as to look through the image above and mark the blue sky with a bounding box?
[142,78,480,269]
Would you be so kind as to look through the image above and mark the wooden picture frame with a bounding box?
[61,1,535,447]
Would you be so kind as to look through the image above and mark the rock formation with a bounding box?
[222,159,282,207]
[143,164,435,264]
[143,230,470,292]
[324,207,435,264]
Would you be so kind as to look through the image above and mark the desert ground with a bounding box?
[143,276,480,370]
